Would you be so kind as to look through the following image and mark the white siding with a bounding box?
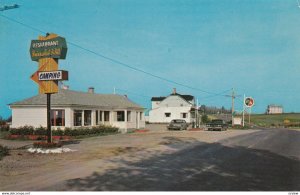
[159,96,190,107]
[11,106,145,131]
[63,108,72,128]
[149,106,192,123]
[11,107,46,128]
[149,95,194,123]
[152,101,161,109]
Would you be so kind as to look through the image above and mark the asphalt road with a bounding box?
[61,128,300,191]
[1,128,299,191]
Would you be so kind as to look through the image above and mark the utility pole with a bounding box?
[231,88,235,127]
[242,94,245,127]
[226,88,240,127]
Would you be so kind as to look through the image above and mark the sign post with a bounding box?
[30,33,68,143]
[244,96,255,126]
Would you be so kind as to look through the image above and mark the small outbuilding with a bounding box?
[266,104,283,114]
[9,88,145,132]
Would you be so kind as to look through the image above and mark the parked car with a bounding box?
[167,119,188,130]
[206,119,228,131]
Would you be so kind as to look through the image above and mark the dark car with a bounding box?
[167,119,188,130]
[206,119,228,131]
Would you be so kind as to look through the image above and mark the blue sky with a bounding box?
[1,0,300,118]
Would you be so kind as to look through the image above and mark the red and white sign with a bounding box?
[245,97,254,107]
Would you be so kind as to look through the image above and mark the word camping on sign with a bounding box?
[38,70,68,81]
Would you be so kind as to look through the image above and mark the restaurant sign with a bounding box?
[30,36,68,61]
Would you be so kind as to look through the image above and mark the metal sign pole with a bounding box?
[249,107,251,126]
[47,93,52,143]
[242,94,245,127]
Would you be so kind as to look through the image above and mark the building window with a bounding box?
[84,110,92,126]
[99,111,103,121]
[140,112,143,120]
[96,111,103,125]
[96,111,99,125]
[117,111,125,121]
[104,111,110,122]
[127,111,131,122]
[181,113,187,118]
[165,113,171,117]
[74,110,82,126]
[51,110,65,126]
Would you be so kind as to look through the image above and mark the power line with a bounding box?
[200,89,232,100]
[0,13,231,96]
[115,88,152,98]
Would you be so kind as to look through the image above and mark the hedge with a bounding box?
[9,125,119,137]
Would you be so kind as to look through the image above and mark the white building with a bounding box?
[9,88,145,132]
[149,89,196,123]
[266,104,283,114]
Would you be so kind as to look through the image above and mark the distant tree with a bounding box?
[201,114,210,124]
[199,105,206,114]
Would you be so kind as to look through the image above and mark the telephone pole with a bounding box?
[226,88,240,127]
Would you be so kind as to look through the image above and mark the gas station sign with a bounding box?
[245,97,254,107]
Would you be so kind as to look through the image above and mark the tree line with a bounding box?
[198,105,231,114]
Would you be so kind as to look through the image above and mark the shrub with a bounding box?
[0,124,9,132]
[52,129,64,136]
[9,125,119,138]
[34,126,47,135]
[0,145,9,160]
[33,142,62,148]
[9,126,34,135]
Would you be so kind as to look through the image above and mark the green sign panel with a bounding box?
[30,36,68,61]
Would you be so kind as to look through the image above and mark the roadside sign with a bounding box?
[245,97,254,107]
[30,57,59,94]
[30,33,68,94]
[29,33,69,143]
[38,70,68,81]
[30,35,67,61]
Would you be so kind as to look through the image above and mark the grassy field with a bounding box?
[249,113,300,127]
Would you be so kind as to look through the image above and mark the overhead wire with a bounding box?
[115,88,152,98]
[0,13,232,98]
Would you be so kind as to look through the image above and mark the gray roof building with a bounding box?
[10,89,144,110]
[9,88,145,130]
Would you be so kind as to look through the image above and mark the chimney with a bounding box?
[173,88,176,95]
[88,87,94,93]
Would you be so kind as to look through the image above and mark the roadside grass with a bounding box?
[250,113,300,127]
